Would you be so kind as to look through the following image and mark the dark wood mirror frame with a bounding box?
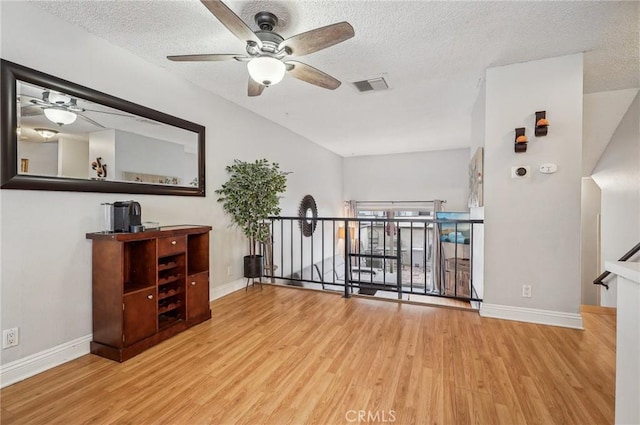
[1,59,206,196]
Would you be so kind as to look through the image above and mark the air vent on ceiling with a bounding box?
[352,77,389,93]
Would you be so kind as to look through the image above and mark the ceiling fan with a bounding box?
[167,0,355,96]
[21,90,132,128]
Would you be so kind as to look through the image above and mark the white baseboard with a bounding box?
[480,303,584,329]
[0,280,247,389]
[0,334,92,388]
[210,278,247,301]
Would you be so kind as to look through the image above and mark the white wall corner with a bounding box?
[210,278,248,301]
[0,335,92,389]
[479,303,584,329]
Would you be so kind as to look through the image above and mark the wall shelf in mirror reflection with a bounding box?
[1,59,206,196]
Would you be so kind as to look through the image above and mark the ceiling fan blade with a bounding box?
[200,0,262,48]
[19,94,41,101]
[167,54,247,62]
[248,78,264,97]
[77,113,105,129]
[279,22,354,57]
[285,61,341,90]
[82,108,135,118]
[29,98,48,107]
[20,105,43,117]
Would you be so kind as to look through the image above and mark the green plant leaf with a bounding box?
[216,159,289,252]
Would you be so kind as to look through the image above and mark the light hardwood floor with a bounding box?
[1,287,615,424]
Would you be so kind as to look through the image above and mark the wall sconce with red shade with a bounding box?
[535,111,549,136]
[515,127,528,153]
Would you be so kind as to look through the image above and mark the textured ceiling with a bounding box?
[33,0,639,157]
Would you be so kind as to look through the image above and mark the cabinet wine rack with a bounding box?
[87,225,212,362]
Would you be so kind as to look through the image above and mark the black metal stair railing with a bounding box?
[263,215,483,302]
[593,242,640,290]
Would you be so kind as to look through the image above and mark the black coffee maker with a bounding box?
[113,201,142,232]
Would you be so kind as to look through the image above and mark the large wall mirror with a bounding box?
[1,60,205,196]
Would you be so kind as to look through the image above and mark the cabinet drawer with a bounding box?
[158,236,186,257]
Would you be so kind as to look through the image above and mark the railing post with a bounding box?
[454,222,458,298]
[396,222,402,300]
[470,221,474,299]
[343,219,351,299]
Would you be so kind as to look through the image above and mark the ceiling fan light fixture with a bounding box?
[43,107,77,126]
[35,128,59,139]
[247,57,286,86]
[48,91,71,105]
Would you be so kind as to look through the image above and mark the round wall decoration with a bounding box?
[298,195,318,237]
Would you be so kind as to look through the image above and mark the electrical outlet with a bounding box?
[522,285,532,298]
[3,328,19,348]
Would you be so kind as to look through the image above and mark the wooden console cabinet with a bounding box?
[86,225,212,362]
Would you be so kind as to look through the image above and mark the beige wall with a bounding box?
[482,54,584,326]
[580,177,601,305]
[0,2,344,367]
[592,93,640,307]
[343,148,470,211]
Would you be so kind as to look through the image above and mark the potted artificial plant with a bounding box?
[216,159,288,280]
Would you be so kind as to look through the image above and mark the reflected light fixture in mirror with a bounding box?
[48,91,71,104]
[43,107,76,125]
[247,57,286,86]
[35,128,58,139]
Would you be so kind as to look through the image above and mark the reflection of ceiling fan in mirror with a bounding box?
[167,0,355,97]
[21,90,132,128]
